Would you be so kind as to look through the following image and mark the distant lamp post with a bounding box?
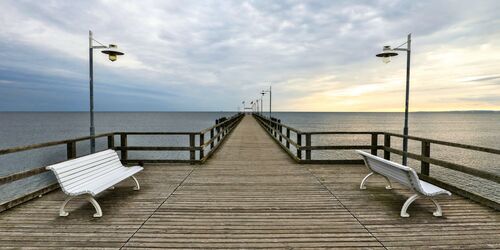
[261,85,272,125]
[89,30,124,153]
[260,92,264,115]
[376,33,411,166]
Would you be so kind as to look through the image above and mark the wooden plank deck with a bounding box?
[0,115,498,249]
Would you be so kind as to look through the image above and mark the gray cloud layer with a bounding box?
[0,0,499,111]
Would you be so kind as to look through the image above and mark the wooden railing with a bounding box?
[254,113,500,210]
[117,113,243,164]
[0,113,243,212]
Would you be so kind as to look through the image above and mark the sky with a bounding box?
[0,0,499,112]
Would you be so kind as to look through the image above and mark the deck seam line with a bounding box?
[119,165,196,249]
[304,167,388,250]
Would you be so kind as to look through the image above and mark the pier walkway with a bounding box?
[0,115,499,249]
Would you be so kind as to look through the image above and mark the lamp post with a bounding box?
[89,30,124,153]
[260,92,264,115]
[376,33,411,166]
[261,85,272,125]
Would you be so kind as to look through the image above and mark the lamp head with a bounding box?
[101,44,124,62]
[376,45,398,64]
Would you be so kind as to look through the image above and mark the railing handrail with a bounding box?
[0,113,244,157]
[253,113,303,133]
[0,132,115,156]
[254,114,500,154]
[200,113,242,134]
[384,132,500,154]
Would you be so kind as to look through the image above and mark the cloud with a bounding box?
[0,0,499,111]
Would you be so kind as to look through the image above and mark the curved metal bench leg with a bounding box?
[84,195,102,218]
[131,176,140,191]
[430,198,443,217]
[360,172,374,189]
[401,194,419,217]
[59,196,74,216]
[382,176,392,190]
[360,172,392,190]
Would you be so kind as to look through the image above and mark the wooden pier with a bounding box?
[0,115,499,248]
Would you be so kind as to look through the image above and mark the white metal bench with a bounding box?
[356,150,451,217]
[46,149,143,217]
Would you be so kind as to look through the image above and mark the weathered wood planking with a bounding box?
[0,165,194,248]
[0,115,498,249]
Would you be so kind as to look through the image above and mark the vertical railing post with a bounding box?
[67,141,76,159]
[305,133,311,160]
[371,133,378,156]
[120,133,127,164]
[286,128,290,149]
[384,134,391,160]
[199,133,205,160]
[273,119,277,137]
[210,128,215,148]
[107,134,114,149]
[216,119,221,142]
[278,119,282,142]
[189,133,195,163]
[421,141,430,176]
[297,133,302,160]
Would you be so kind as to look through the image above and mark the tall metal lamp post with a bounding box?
[261,85,272,125]
[89,30,124,153]
[376,33,411,165]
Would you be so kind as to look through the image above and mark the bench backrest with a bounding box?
[356,150,423,193]
[46,149,123,194]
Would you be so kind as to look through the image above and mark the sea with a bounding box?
[0,112,499,205]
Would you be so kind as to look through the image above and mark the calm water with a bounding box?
[0,112,499,204]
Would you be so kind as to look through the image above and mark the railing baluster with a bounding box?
[120,133,127,164]
[107,135,114,149]
[189,134,195,163]
[371,133,378,156]
[421,141,430,176]
[278,119,282,142]
[286,128,290,149]
[66,141,76,159]
[305,133,311,160]
[210,128,215,149]
[199,133,205,159]
[384,134,391,160]
[297,133,302,160]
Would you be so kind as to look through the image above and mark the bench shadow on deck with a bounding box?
[0,115,498,249]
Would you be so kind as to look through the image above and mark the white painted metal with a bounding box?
[47,149,143,217]
[356,150,451,217]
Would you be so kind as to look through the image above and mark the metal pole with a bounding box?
[260,94,263,115]
[402,33,411,166]
[89,30,95,153]
[269,85,272,127]
[269,85,272,118]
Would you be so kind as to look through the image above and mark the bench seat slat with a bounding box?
[63,161,124,192]
[48,150,117,172]
[66,166,143,196]
[57,154,118,178]
[59,158,122,186]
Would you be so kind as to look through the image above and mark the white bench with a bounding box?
[46,149,143,217]
[356,150,451,217]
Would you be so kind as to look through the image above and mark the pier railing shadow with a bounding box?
[0,113,244,212]
[253,113,499,210]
